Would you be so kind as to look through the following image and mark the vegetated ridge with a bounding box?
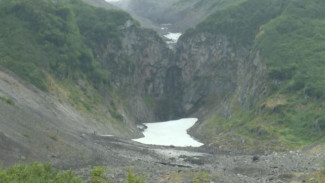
[177,0,325,151]
[1,0,325,177]
[0,0,175,167]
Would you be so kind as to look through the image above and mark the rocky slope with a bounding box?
[0,68,120,167]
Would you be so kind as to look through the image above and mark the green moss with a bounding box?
[0,96,14,105]
[49,134,58,141]
[143,96,156,107]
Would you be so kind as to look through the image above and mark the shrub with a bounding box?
[126,171,145,183]
[91,166,108,183]
[0,162,84,183]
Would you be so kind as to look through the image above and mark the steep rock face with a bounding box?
[95,23,173,123]
[175,32,267,132]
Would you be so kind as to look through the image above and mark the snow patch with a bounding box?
[164,32,182,44]
[133,118,203,147]
[105,0,121,2]
[100,135,114,137]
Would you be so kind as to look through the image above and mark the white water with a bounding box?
[133,118,203,147]
[164,32,182,44]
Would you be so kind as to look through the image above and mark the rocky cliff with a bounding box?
[98,24,173,122]
[175,33,267,118]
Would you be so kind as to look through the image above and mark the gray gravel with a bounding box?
[78,134,325,183]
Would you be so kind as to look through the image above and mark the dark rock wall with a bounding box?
[174,32,267,122]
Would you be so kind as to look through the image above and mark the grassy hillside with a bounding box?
[0,0,132,90]
[251,0,325,146]
[0,0,137,123]
[184,0,325,148]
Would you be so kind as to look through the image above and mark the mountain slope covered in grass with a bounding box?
[0,0,137,90]
[0,0,172,124]
[0,0,172,166]
[178,0,325,150]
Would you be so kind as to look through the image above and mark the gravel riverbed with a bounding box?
[74,134,325,183]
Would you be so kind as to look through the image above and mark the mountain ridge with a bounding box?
[1,0,325,172]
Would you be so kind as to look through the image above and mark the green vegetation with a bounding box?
[184,0,325,148]
[245,0,325,146]
[0,0,134,90]
[193,171,208,183]
[0,96,14,105]
[90,166,145,183]
[90,166,107,183]
[0,0,134,124]
[89,166,146,183]
[126,170,145,183]
[174,0,246,13]
[49,134,58,141]
[160,170,210,183]
[185,0,288,46]
[0,162,83,183]
[0,163,146,183]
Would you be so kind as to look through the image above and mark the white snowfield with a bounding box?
[164,32,182,44]
[105,0,121,2]
[133,118,203,147]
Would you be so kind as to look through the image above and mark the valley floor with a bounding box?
[75,134,325,182]
[1,68,324,182]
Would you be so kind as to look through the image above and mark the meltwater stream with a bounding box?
[133,118,203,147]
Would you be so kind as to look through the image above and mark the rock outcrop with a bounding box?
[95,23,173,123]
[175,33,267,118]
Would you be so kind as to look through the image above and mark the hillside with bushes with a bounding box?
[0,0,171,168]
[2,0,325,181]
[178,0,325,150]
